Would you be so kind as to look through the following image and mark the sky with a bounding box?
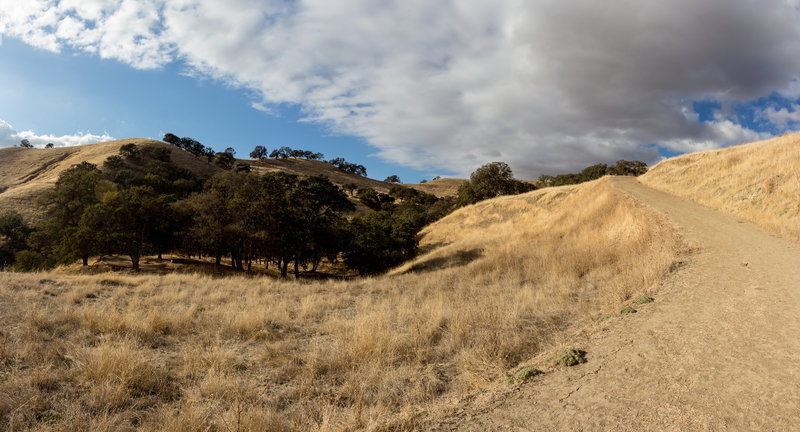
[1,0,800,181]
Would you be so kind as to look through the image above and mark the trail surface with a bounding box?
[434,176,800,431]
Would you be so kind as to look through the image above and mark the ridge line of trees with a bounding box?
[537,160,648,187]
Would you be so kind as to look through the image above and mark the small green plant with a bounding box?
[505,366,543,384]
[597,314,612,322]
[633,295,654,304]
[553,348,587,367]
[620,306,637,314]
[36,410,61,424]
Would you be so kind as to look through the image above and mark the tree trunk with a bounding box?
[82,255,89,266]
[294,259,299,278]
[215,252,221,266]
[157,251,162,260]
[131,254,140,271]
[280,260,289,278]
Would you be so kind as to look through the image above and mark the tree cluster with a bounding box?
[0,211,34,270]
[456,162,536,206]
[537,160,648,187]
[268,146,325,160]
[5,144,454,276]
[327,157,367,177]
[248,144,367,178]
[345,185,455,274]
[163,133,216,161]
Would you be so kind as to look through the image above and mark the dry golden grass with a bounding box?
[0,178,682,431]
[0,139,220,222]
[406,178,467,198]
[250,158,397,195]
[640,132,800,241]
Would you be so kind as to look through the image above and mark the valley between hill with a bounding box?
[433,176,800,430]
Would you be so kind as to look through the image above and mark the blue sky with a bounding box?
[0,38,435,183]
[2,0,800,180]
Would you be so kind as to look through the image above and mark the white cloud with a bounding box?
[2,0,800,176]
[0,119,113,148]
[761,104,800,129]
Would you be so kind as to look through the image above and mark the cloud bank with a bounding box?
[0,119,113,148]
[2,0,800,176]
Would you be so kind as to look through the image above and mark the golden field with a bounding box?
[640,132,800,241]
[0,178,682,431]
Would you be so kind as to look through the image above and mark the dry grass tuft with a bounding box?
[640,132,800,241]
[0,178,682,430]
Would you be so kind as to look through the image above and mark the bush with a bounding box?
[633,295,654,304]
[119,143,141,160]
[505,366,543,384]
[14,250,49,272]
[103,155,125,171]
[214,152,236,170]
[553,348,587,367]
[357,188,394,210]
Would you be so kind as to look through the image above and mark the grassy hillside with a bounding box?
[0,139,220,221]
[0,139,464,223]
[640,132,800,241]
[406,177,468,197]
[0,177,682,431]
[250,157,395,194]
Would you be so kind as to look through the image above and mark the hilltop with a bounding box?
[0,139,219,221]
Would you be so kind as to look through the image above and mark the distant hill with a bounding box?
[0,138,465,222]
[0,139,221,221]
[249,157,395,194]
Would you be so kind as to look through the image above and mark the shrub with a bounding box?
[119,143,141,160]
[620,306,637,314]
[214,152,236,170]
[14,250,49,272]
[633,295,654,304]
[553,348,587,367]
[505,366,543,384]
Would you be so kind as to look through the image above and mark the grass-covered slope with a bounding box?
[640,132,800,241]
[0,177,681,431]
[0,139,220,221]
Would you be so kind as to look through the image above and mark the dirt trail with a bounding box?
[434,176,800,431]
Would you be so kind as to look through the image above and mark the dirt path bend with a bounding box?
[435,176,800,431]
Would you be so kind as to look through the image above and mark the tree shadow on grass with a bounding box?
[403,248,483,274]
